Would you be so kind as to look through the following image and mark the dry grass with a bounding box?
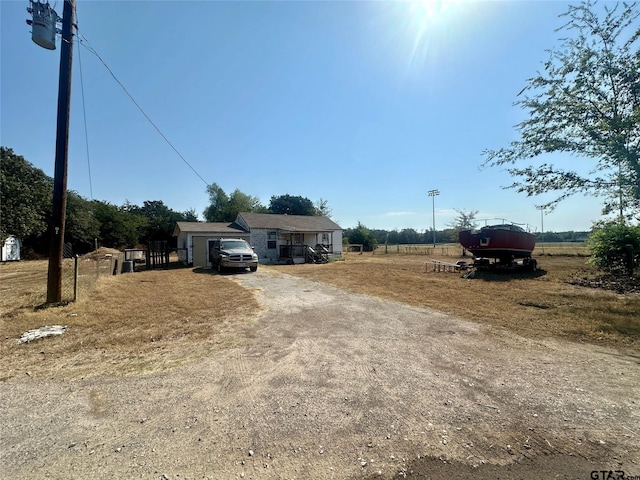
[270,252,639,348]
[0,260,260,381]
[2,249,637,382]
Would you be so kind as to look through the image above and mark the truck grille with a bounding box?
[229,254,253,262]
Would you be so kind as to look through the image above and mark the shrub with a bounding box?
[587,221,640,275]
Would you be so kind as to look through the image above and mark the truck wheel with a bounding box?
[217,261,225,273]
[250,266,257,272]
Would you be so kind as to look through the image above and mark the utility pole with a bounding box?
[46,0,75,303]
[428,189,440,247]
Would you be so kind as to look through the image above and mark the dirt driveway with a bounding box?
[1,268,638,479]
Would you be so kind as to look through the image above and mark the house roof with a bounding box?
[172,222,247,237]
[238,212,342,232]
[173,214,341,237]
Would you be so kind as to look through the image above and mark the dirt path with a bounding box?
[1,269,638,479]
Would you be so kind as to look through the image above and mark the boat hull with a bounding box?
[459,225,536,261]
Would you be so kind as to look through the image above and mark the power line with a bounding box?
[75,30,211,188]
[75,6,93,199]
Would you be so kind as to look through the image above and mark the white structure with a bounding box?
[173,213,342,268]
[1,236,21,261]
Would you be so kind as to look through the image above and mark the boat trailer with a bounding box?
[428,256,538,278]
[471,256,538,272]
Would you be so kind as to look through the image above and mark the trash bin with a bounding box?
[122,260,134,273]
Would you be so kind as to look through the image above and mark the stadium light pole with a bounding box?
[536,205,545,255]
[428,189,440,247]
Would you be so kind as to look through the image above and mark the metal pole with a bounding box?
[73,254,79,302]
[428,189,440,247]
[46,0,75,303]
[536,206,545,255]
[432,196,436,246]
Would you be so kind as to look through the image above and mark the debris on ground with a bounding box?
[18,325,67,344]
[569,274,640,294]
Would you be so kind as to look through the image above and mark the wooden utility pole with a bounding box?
[46,0,75,303]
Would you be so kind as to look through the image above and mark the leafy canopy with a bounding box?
[203,183,266,222]
[447,209,479,232]
[343,222,377,251]
[588,220,640,273]
[0,147,52,241]
[483,1,640,219]
[269,194,316,216]
[2,146,200,254]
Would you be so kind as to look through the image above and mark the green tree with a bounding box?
[447,209,479,241]
[448,209,479,231]
[204,183,265,222]
[314,198,333,217]
[182,208,199,222]
[483,1,640,219]
[125,200,191,244]
[345,222,377,251]
[92,201,146,249]
[269,194,316,216]
[398,228,420,244]
[203,183,230,222]
[0,147,52,241]
[588,220,640,274]
[65,191,100,253]
[228,189,266,218]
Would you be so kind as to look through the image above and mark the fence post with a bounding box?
[73,254,79,302]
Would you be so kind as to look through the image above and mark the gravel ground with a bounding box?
[1,269,638,479]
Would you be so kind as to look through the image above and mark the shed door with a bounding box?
[192,236,210,268]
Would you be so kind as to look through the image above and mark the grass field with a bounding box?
[0,259,260,380]
[272,249,638,347]
[1,246,637,381]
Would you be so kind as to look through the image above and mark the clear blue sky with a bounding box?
[2,0,608,233]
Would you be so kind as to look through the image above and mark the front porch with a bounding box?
[279,243,334,264]
[272,230,338,264]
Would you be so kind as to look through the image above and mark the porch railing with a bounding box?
[279,244,334,259]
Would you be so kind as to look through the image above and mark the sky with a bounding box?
[1,0,612,233]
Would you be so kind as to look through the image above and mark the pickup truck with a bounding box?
[209,238,258,273]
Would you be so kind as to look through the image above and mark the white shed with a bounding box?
[1,236,21,261]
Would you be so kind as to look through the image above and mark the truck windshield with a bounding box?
[221,240,249,249]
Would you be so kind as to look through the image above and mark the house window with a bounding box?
[267,231,277,249]
[321,233,330,244]
[292,233,303,245]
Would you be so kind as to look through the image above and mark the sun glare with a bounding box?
[410,0,449,21]
[406,0,461,68]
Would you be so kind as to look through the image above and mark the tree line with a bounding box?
[0,147,331,258]
[203,183,331,222]
[1,147,199,257]
[343,221,589,252]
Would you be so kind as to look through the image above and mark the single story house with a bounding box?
[173,212,342,268]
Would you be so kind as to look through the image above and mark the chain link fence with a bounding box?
[367,242,590,257]
[60,249,126,303]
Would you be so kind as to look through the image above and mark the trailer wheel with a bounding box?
[529,259,537,272]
